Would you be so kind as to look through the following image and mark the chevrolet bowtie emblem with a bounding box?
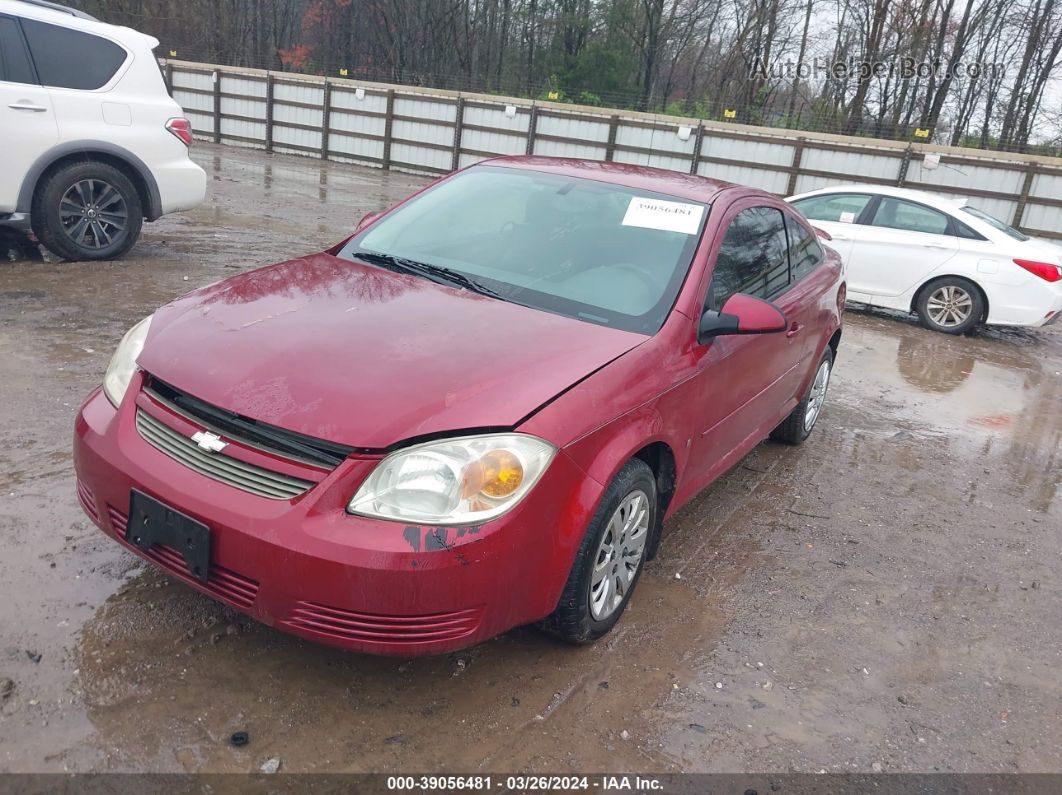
[191,430,228,453]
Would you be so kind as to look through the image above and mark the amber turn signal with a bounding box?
[478,449,524,498]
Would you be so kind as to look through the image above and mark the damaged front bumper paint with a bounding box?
[73,384,603,655]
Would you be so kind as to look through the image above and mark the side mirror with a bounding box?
[355,210,381,232]
[698,293,787,343]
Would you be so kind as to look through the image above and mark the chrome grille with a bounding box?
[144,378,355,469]
[135,410,313,500]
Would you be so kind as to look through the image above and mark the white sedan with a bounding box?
[787,185,1062,334]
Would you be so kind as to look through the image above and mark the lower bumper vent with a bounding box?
[76,478,99,522]
[283,601,481,645]
[109,506,259,609]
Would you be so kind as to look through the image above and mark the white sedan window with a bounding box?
[871,198,950,235]
[793,193,872,223]
[961,205,1030,241]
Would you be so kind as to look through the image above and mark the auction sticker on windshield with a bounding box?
[622,197,704,234]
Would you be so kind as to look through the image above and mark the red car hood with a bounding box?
[138,253,647,448]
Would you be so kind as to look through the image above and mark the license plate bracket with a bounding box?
[127,490,211,582]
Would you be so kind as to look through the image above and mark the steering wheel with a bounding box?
[608,262,660,297]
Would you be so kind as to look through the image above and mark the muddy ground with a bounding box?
[0,145,1059,775]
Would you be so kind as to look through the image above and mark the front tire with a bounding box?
[31,160,143,262]
[915,277,984,335]
[770,346,833,445]
[542,458,657,645]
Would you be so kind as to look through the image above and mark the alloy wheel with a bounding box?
[926,285,973,327]
[803,358,831,431]
[59,179,128,251]
[589,489,650,620]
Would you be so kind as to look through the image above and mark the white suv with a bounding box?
[0,0,205,260]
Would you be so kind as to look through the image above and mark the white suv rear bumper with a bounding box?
[156,157,206,216]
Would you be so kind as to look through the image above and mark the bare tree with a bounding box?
[68,0,1062,151]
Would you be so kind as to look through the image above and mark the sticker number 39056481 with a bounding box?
[621,197,705,235]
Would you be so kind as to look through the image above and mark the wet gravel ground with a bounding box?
[0,145,1060,774]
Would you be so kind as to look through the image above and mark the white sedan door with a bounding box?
[0,14,59,213]
[845,197,960,297]
[788,192,875,265]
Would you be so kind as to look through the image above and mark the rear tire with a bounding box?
[770,346,834,445]
[915,276,984,335]
[541,458,657,645]
[31,160,142,262]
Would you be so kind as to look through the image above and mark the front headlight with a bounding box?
[103,315,152,407]
[348,433,556,524]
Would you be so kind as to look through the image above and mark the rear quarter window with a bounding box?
[871,197,950,235]
[21,18,126,90]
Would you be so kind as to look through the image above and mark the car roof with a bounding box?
[9,0,96,20]
[0,0,155,47]
[791,183,967,210]
[480,156,740,203]
[1,0,92,22]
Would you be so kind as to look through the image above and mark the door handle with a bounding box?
[786,322,803,338]
[832,233,850,240]
[8,102,47,112]
[923,243,947,249]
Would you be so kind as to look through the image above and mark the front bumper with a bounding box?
[73,380,602,655]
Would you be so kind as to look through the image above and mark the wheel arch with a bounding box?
[18,142,162,221]
[827,327,842,360]
[911,274,990,322]
[631,441,676,560]
[568,419,680,564]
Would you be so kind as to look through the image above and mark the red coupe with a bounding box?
[74,157,844,655]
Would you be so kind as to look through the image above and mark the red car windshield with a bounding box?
[338,166,708,334]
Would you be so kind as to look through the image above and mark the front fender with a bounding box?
[558,404,680,562]
[520,315,694,523]
[561,403,672,494]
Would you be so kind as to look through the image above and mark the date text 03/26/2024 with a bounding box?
[385,776,664,791]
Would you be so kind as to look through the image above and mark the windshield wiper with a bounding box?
[354,251,505,300]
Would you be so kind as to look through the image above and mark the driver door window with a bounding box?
[707,207,789,310]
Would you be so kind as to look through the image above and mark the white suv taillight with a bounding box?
[165,117,193,147]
